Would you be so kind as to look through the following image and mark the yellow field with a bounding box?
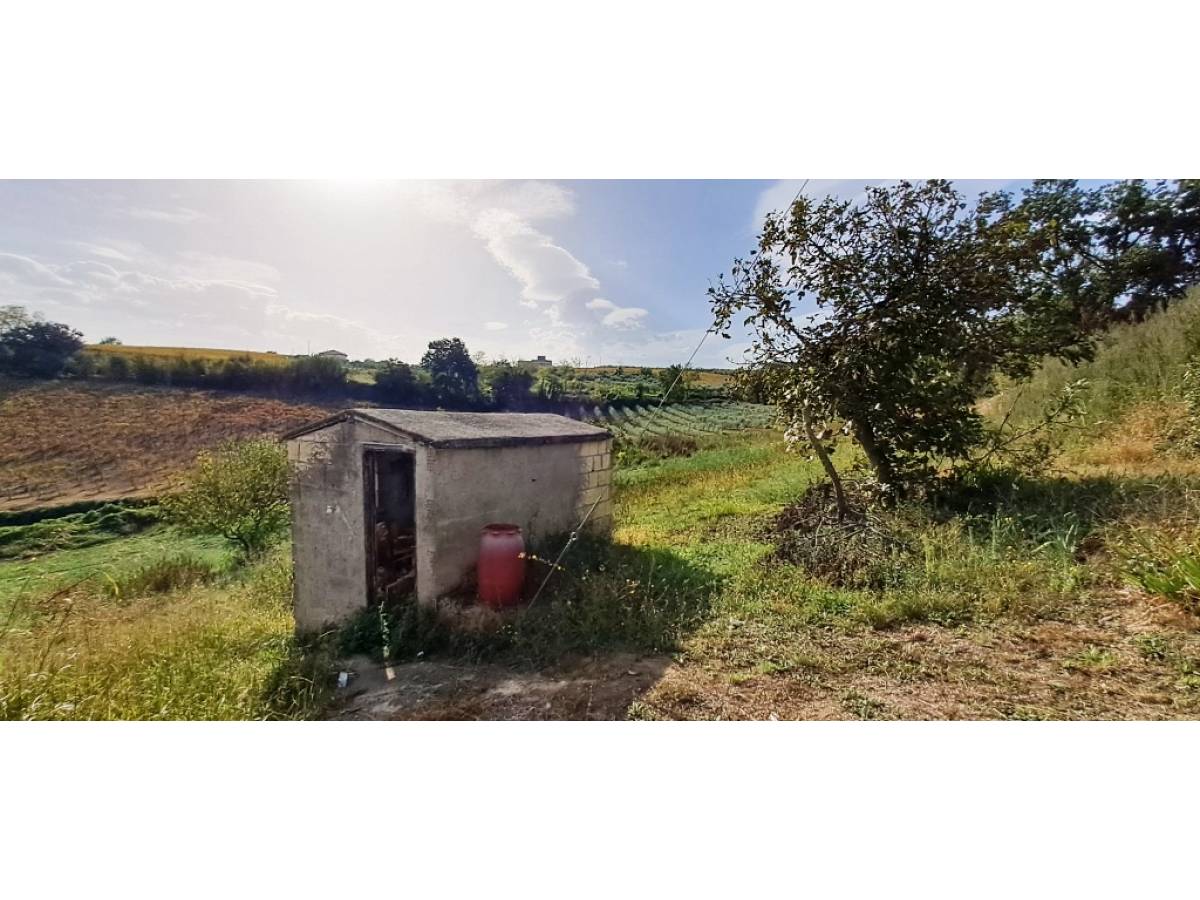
[84,345,292,365]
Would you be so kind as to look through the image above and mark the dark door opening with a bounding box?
[365,450,416,606]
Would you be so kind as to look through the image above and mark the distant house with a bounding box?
[315,349,349,361]
[518,354,553,368]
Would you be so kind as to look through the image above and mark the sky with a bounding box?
[0,179,1101,368]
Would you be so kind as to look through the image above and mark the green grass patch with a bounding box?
[0,526,232,628]
[0,502,161,560]
[0,543,332,720]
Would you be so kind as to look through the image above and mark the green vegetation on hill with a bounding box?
[996,287,1200,442]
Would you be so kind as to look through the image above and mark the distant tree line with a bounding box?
[1,309,720,412]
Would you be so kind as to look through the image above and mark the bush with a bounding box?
[164,439,290,556]
[487,361,535,408]
[373,359,423,404]
[0,317,84,378]
[285,354,347,394]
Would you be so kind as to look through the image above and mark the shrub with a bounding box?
[285,354,347,394]
[164,438,290,556]
[98,553,220,599]
[0,317,84,378]
[487,361,535,408]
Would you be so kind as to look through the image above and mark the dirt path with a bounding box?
[333,653,671,720]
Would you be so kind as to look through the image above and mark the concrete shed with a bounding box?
[282,409,613,631]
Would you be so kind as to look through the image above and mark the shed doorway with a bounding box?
[365,449,416,606]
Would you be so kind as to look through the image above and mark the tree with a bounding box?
[487,360,535,408]
[1010,179,1200,325]
[164,439,289,556]
[0,308,84,378]
[709,180,1097,501]
[0,305,33,332]
[420,337,480,405]
[373,359,422,404]
[97,336,122,345]
[658,364,694,401]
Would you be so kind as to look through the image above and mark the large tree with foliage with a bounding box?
[0,306,84,378]
[1010,179,1200,326]
[420,337,480,405]
[709,180,1099,505]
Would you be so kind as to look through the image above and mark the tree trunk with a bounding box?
[852,417,900,496]
[800,406,849,521]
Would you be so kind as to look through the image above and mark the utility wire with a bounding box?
[527,324,716,608]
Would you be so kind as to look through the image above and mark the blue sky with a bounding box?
[0,179,1105,367]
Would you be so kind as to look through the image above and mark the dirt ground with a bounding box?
[333,589,1200,721]
[334,652,672,720]
[640,590,1200,721]
[0,380,333,511]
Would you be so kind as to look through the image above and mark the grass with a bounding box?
[0,544,324,720]
[992,287,1200,449]
[0,501,160,559]
[7,422,1200,720]
[0,526,231,626]
[10,297,1200,719]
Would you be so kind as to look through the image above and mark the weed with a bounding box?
[1119,530,1200,611]
[1135,634,1171,662]
[97,553,220,599]
[0,502,160,560]
[1062,645,1118,672]
[856,592,974,630]
[841,692,890,720]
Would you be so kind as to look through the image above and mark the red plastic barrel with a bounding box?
[478,523,526,608]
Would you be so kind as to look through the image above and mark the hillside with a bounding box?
[0,380,334,512]
[6,295,1200,719]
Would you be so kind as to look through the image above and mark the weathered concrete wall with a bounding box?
[288,419,422,631]
[418,436,612,603]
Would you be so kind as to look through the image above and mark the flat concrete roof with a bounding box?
[281,408,610,449]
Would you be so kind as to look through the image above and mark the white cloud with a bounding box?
[68,241,136,263]
[0,248,395,358]
[122,206,207,225]
[412,181,655,347]
[600,306,648,328]
[0,252,75,288]
[586,297,648,328]
[484,320,508,331]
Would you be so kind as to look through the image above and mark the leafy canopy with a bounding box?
[420,337,480,404]
[164,438,290,555]
[710,179,1098,491]
[0,306,84,378]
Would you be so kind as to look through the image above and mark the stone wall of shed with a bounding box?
[288,419,423,631]
[420,436,612,602]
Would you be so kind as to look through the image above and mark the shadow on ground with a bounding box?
[282,535,723,720]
